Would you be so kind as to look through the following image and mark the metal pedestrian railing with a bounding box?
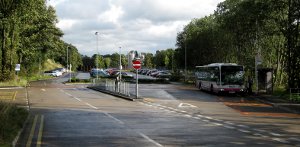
[93,79,131,97]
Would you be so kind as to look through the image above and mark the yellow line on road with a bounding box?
[37,115,44,147]
[13,91,17,100]
[26,115,38,147]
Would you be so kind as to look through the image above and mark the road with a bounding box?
[17,74,300,146]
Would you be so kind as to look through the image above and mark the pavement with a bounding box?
[253,94,300,114]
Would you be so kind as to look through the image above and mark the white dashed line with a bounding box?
[223,125,235,129]
[289,137,300,142]
[73,97,82,102]
[238,129,251,133]
[237,125,249,128]
[204,116,212,119]
[180,111,187,113]
[254,129,267,133]
[272,138,289,144]
[269,132,282,137]
[224,121,235,125]
[85,103,98,110]
[202,119,210,123]
[184,114,192,118]
[104,112,124,124]
[139,133,163,147]
[212,122,223,126]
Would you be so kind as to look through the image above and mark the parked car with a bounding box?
[90,69,109,78]
[111,72,134,79]
[154,71,172,79]
[44,70,62,77]
[54,68,66,73]
[146,69,158,76]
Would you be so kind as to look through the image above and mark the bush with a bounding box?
[0,103,28,146]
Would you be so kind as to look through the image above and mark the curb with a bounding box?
[87,86,142,101]
[253,97,300,114]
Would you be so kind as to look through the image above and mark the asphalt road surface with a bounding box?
[17,74,300,146]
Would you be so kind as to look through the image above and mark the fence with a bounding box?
[92,79,131,97]
[289,88,300,102]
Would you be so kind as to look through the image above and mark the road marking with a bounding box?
[238,129,251,133]
[204,116,212,119]
[104,112,124,124]
[272,138,289,144]
[193,117,200,120]
[180,110,187,113]
[26,115,38,147]
[202,119,210,122]
[139,133,163,147]
[37,115,44,147]
[289,137,300,142]
[254,129,267,133]
[237,124,249,128]
[224,121,235,125]
[184,114,192,118]
[178,103,197,108]
[41,89,46,92]
[73,97,82,102]
[269,132,282,136]
[212,122,223,126]
[223,125,235,129]
[85,103,98,109]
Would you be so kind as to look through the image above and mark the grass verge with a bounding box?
[0,102,28,146]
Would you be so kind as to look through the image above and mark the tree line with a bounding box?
[0,0,82,81]
[174,0,300,89]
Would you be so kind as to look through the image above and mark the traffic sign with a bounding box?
[132,60,141,69]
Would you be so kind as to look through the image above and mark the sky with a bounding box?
[47,0,224,57]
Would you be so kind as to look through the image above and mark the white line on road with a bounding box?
[269,132,282,137]
[223,125,235,129]
[73,97,82,102]
[212,122,223,126]
[237,125,249,128]
[178,103,197,108]
[104,112,124,124]
[184,114,192,118]
[289,137,300,142]
[272,138,289,144]
[139,133,163,147]
[85,103,98,110]
[238,129,251,133]
[41,89,46,92]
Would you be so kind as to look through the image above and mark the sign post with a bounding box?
[15,64,21,82]
[132,60,141,99]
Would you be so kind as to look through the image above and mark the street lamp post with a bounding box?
[119,47,122,92]
[95,32,99,80]
[184,34,187,83]
[67,46,72,82]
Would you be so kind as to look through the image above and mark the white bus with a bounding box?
[195,63,245,94]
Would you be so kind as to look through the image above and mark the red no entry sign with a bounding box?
[132,60,141,69]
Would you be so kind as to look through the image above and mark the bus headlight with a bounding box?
[240,89,244,92]
[220,89,224,91]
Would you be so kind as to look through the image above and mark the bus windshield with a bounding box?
[221,66,244,85]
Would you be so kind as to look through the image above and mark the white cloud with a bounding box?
[49,0,224,56]
[97,3,124,24]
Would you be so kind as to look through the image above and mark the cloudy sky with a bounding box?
[48,0,224,56]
